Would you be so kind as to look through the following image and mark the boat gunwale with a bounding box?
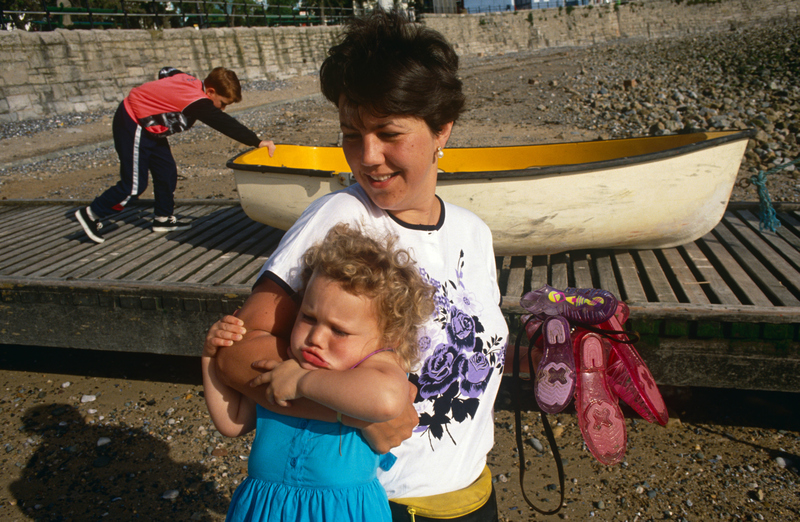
[226,129,756,180]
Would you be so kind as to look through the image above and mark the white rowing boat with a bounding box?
[228,129,753,255]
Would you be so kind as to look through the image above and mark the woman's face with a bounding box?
[339,102,453,226]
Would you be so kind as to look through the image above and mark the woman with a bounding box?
[207,10,508,521]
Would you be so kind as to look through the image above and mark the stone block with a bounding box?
[6,94,33,112]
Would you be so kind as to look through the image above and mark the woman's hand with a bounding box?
[203,315,246,357]
[361,382,419,454]
[249,358,311,407]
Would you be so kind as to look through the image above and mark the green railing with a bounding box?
[1,0,356,30]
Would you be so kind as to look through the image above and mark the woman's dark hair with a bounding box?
[320,9,465,134]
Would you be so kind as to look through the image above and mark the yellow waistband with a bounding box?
[389,465,492,519]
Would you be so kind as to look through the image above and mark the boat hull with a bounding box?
[229,130,753,255]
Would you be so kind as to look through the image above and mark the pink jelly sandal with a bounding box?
[574,330,627,465]
[600,306,669,426]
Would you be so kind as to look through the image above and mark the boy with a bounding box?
[75,66,276,244]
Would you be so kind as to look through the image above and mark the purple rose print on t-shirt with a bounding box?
[459,351,493,398]
[447,308,476,351]
[418,344,461,398]
[411,251,505,447]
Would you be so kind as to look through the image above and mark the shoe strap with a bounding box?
[573,323,640,344]
[512,316,565,516]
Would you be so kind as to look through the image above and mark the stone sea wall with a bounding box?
[0,0,797,122]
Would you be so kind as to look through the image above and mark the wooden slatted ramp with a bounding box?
[0,200,281,358]
[1,200,798,391]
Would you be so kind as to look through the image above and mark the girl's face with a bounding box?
[290,272,382,371]
[339,102,453,226]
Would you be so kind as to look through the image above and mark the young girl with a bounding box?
[202,223,434,522]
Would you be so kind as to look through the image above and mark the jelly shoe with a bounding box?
[520,285,618,325]
[520,314,544,341]
[574,331,627,465]
[535,316,576,414]
[614,300,630,324]
[601,308,669,426]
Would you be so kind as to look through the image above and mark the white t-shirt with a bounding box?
[259,184,508,499]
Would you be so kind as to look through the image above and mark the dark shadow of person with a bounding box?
[10,403,229,521]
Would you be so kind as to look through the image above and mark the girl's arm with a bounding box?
[252,352,410,423]
[201,355,257,437]
[209,277,419,452]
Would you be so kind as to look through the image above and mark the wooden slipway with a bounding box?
[1,200,799,392]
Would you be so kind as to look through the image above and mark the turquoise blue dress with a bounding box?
[226,405,396,522]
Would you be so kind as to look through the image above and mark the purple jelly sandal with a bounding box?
[535,316,576,414]
[521,285,618,325]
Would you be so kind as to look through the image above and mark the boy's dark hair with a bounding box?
[204,67,243,103]
[320,9,465,134]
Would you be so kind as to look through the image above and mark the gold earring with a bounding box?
[437,147,444,159]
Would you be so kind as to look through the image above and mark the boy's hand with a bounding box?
[249,358,310,407]
[258,140,276,157]
[203,315,246,357]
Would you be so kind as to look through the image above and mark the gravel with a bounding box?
[0,347,798,521]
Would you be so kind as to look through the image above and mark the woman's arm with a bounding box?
[210,276,419,451]
[201,355,256,437]
[252,353,410,423]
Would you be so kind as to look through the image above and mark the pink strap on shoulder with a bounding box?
[350,348,394,369]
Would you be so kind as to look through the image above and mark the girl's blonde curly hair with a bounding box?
[299,223,435,372]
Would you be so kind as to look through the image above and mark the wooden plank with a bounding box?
[714,214,800,306]
[633,250,678,303]
[233,255,273,287]
[501,300,800,324]
[194,228,283,285]
[0,206,149,276]
[549,253,568,289]
[735,210,800,288]
[782,213,800,256]
[693,233,763,305]
[0,205,92,258]
[497,256,510,298]
[43,208,204,279]
[636,337,800,392]
[165,220,273,284]
[659,247,711,304]
[0,205,19,219]
[76,205,229,280]
[82,205,229,280]
[25,207,161,278]
[612,251,647,302]
[0,215,83,265]
[503,255,527,301]
[570,250,594,289]
[528,255,548,291]
[29,206,212,279]
[593,250,621,297]
[108,208,250,281]
[0,205,68,241]
[135,209,253,282]
[0,204,62,231]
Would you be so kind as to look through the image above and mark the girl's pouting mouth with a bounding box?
[300,349,327,369]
